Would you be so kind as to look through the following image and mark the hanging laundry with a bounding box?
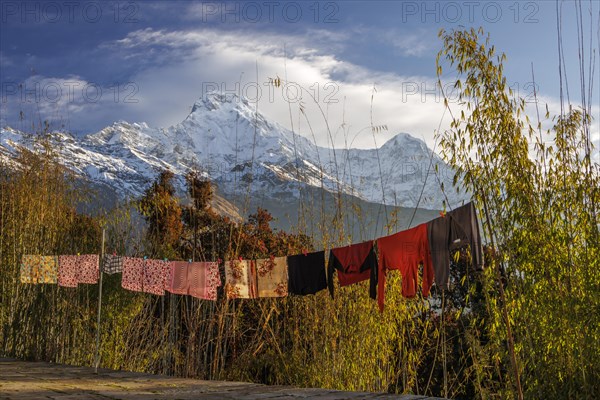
[427,202,484,289]
[77,254,99,284]
[58,254,99,287]
[121,257,144,293]
[58,255,79,288]
[188,261,221,301]
[102,254,123,274]
[377,223,434,312]
[256,256,288,297]
[287,251,327,295]
[166,261,189,295]
[20,255,58,284]
[225,259,256,299]
[143,259,170,296]
[206,262,222,300]
[327,240,377,299]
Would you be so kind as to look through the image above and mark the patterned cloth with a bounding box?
[58,255,79,288]
[165,261,189,295]
[256,256,288,297]
[57,254,100,287]
[21,255,58,284]
[188,262,221,301]
[225,259,255,299]
[122,257,169,295]
[102,254,124,274]
[143,259,170,296]
[205,262,222,300]
[122,257,144,293]
[77,254,99,284]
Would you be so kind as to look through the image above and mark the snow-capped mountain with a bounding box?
[0,93,467,210]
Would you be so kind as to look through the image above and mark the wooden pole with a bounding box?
[94,228,105,374]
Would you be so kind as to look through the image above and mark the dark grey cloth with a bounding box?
[287,251,327,295]
[427,202,484,289]
[102,254,124,274]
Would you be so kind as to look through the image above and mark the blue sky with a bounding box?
[1,0,598,155]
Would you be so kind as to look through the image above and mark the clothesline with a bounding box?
[19,202,484,312]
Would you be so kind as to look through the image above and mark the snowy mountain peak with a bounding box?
[191,92,251,114]
[381,132,428,151]
[0,94,468,210]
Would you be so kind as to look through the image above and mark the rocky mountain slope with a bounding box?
[1,93,466,212]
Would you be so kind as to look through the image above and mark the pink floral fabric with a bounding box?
[122,257,144,292]
[122,257,169,295]
[143,259,169,296]
[58,254,99,287]
[77,254,99,284]
[58,255,79,288]
[206,262,222,300]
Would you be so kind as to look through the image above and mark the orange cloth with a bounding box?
[256,256,288,297]
[376,223,434,312]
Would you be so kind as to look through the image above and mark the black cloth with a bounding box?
[287,251,327,295]
[427,202,484,289]
[327,241,378,300]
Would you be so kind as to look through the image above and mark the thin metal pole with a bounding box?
[162,294,166,373]
[94,228,105,374]
[168,292,175,375]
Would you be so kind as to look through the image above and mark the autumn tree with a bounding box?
[138,169,183,259]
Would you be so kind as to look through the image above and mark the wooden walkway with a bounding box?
[0,359,446,400]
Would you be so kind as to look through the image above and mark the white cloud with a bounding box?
[1,75,143,134]
[96,26,600,157]
[97,27,450,151]
[385,29,435,57]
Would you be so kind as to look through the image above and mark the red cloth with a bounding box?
[337,268,370,286]
[165,261,221,300]
[376,223,434,312]
[331,241,374,286]
[327,241,378,300]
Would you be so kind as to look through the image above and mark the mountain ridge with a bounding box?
[0,93,468,213]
